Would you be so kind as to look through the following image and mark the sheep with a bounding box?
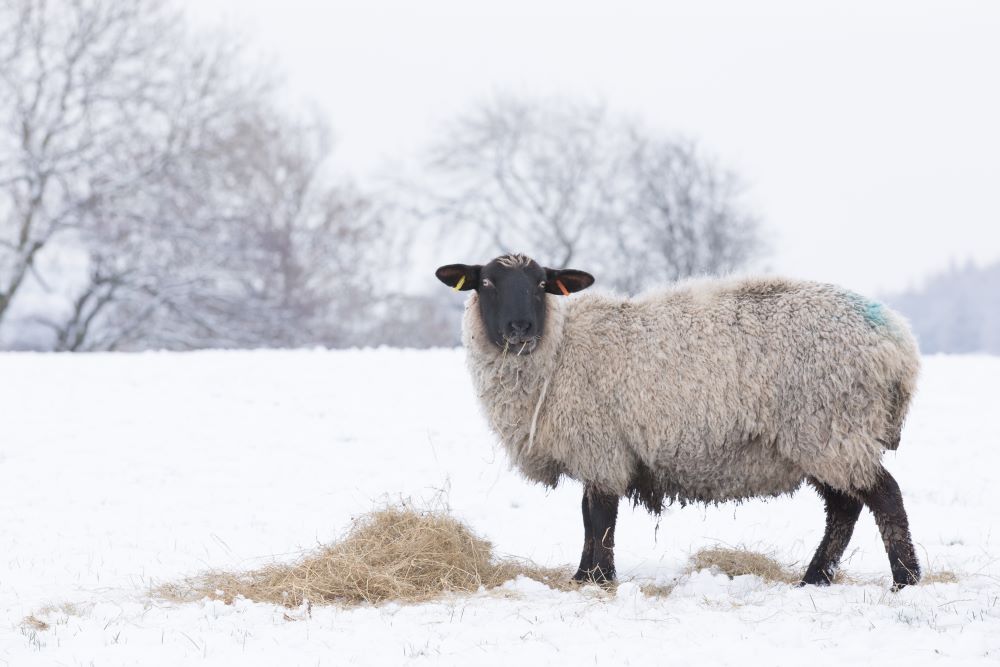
[436,252,922,589]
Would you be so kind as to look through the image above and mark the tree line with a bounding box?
[885,260,1000,355]
[0,0,763,351]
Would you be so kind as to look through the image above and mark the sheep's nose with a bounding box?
[510,320,532,336]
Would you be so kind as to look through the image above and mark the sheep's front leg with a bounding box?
[572,490,595,582]
[589,488,619,581]
[572,485,619,583]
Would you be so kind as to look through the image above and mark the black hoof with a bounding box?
[799,568,834,587]
[891,569,920,591]
[572,567,614,584]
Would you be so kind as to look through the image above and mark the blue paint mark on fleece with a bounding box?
[862,300,888,327]
[841,290,889,329]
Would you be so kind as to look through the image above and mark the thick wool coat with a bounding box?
[463,276,919,509]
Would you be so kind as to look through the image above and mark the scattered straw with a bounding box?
[920,569,959,585]
[639,582,677,598]
[687,546,803,585]
[158,506,572,608]
[36,602,81,617]
[22,615,49,631]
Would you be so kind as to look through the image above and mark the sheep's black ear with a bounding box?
[544,268,595,295]
[436,264,481,291]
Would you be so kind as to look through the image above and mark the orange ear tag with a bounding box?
[556,279,570,296]
[454,276,466,291]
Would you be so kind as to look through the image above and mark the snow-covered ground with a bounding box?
[1,349,998,665]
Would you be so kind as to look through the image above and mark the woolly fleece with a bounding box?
[462,275,919,506]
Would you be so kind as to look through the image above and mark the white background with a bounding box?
[191,0,1000,294]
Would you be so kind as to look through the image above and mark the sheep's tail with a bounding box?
[879,309,920,451]
[881,352,918,450]
[880,380,910,451]
[527,375,551,453]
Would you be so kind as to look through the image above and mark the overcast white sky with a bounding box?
[192,0,999,294]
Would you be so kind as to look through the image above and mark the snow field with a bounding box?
[1,350,998,665]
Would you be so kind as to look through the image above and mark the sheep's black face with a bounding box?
[436,254,595,354]
[477,257,548,353]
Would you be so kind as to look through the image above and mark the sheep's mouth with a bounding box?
[502,337,539,355]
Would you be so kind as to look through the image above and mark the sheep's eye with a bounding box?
[538,281,546,290]
[482,278,493,288]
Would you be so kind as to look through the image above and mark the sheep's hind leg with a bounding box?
[801,481,863,586]
[860,468,921,590]
[572,485,619,583]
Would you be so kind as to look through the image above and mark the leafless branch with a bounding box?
[418,95,764,293]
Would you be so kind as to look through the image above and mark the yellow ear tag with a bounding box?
[454,275,466,291]
[556,279,570,296]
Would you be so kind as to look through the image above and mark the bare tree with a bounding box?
[0,0,184,327]
[139,108,383,350]
[40,103,382,351]
[425,96,618,267]
[602,133,762,294]
[2,0,384,351]
[423,96,763,293]
[16,10,271,350]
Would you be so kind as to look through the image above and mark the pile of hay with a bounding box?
[160,506,571,607]
[686,546,804,584]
